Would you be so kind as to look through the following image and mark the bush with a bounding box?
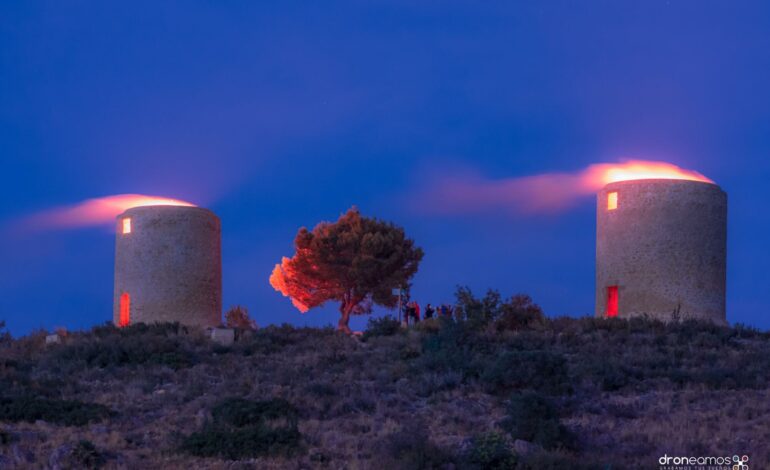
[453,288,546,332]
[69,440,106,468]
[51,322,197,370]
[0,429,16,445]
[236,324,307,356]
[380,421,455,469]
[453,286,501,328]
[494,295,546,332]
[481,350,569,395]
[499,391,574,450]
[180,398,302,459]
[576,359,634,392]
[364,315,402,339]
[461,432,517,470]
[0,396,112,426]
[518,449,602,470]
[224,305,258,330]
[0,320,10,343]
[419,318,483,375]
[211,397,298,428]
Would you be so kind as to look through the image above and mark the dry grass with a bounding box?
[0,314,769,469]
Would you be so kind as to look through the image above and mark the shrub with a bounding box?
[461,432,517,470]
[305,382,338,397]
[224,305,258,330]
[518,449,602,470]
[0,396,112,426]
[211,397,298,428]
[0,429,16,445]
[454,288,546,332]
[494,295,546,332]
[419,318,483,375]
[0,320,10,343]
[236,324,306,356]
[180,398,302,459]
[380,421,455,469]
[481,350,569,395]
[576,359,634,392]
[453,286,501,328]
[51,322,197,370]
[364,315,402,340]
[499,391,574,450]
[69,440,105,468]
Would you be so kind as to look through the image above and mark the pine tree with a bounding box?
[270,207,424,334]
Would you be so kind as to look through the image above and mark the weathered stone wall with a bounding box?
[113,206,222,328]
[595,179,727,324]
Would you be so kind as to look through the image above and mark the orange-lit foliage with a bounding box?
[269,207,424,334]
[607,192,618,210]
[606,286,618,318]
[224,305,258,330]
[119,293,131,327]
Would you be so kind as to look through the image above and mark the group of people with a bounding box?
[402,301,453,325]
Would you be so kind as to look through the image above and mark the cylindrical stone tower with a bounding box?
[595,179,727,324]
[113,205,222,328]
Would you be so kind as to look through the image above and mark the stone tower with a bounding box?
[113,205,222,328]
[595,179,727,324]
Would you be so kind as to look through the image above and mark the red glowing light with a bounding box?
[606,286,618,318]
[119,292,131,327]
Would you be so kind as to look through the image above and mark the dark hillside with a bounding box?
[0,296,768,469]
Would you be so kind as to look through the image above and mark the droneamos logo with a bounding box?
[733,455,749,470]
[658,454,749,470]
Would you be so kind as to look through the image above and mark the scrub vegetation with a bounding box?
[1,290,769,468]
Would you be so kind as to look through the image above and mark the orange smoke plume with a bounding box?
[584,160,712,186]
[269,258,310,312]
[24,194,196,229]
[419,160,713,215]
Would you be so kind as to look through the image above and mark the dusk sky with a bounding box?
[2,1,770,335]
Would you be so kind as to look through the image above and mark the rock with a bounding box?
[45,334,61,345]
[513,439,541,457]
[210,328,235,346]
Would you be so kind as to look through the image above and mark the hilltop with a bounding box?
[1,292,769,469]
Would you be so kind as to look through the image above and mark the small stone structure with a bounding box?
[45,334,61,345]
[595,179,727,324]
[113,205,222,328]
[210,328,235,346]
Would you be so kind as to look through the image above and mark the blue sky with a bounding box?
[1,1,769,334]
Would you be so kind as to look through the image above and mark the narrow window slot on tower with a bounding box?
[607,192,618,211]
[122,217,132,234]
[119,292,131,327]
[606,286,618,317]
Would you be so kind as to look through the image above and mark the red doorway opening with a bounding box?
[119,293,130,327]
[606,286,618,318]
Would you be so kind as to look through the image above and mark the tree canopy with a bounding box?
[270,207,424,334]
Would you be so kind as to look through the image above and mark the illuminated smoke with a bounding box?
[24,194,196,230]
[418,160,713,215]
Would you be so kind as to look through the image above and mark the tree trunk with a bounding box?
[338,304,353,335]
